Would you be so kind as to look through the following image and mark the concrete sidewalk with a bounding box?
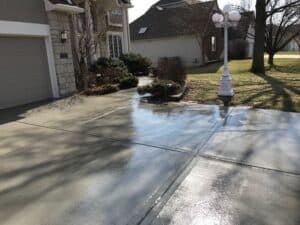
[0,84,299,225]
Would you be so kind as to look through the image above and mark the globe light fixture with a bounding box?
[212,13,224,23]
[212,5,241,106]
[229,11,242,22]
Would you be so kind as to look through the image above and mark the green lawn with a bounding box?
[275,51,300,55]
[185,59,300,112]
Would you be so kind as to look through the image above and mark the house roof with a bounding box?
[48,0,132,6]
[130,0,218,41]
[119,0,132,4]
[49,0,75,5]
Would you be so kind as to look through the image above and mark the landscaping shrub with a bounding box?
[137,84,153,95]
[94,57,130,85]
[157,57,187,85]
[96,57,111,68]
[108,58,129,73]
[120,53,152,76]
[229,39,249,59]
[119,75,139,89]
[96,57,128,73]
[85,84,119,96]
[138,79,181,98]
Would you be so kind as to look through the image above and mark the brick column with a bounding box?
[47,11,77,97]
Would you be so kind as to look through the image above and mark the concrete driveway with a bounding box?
[0,83,299,225]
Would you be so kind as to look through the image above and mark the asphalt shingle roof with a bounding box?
[130,0,217,41]
[130,0,255,41]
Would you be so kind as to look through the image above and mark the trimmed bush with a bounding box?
[157,57,186,85]
[137,84,153,95]
[120,53,152,76]
[85,84,119,96]
[119,75,139,89]
[96,57,111,68]
[94,57,130,85]
[138,79,181,99]
[96,57,128,73]
[108,58,128,73]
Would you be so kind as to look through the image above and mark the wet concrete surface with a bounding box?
[151,158,300,225]
[201,107,300,174]
[0,122,191,225]
[0,80,299,225]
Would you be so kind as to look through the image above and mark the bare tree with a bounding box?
[265,0,300,65]
[70,0,98,90]
[251,0,300,74]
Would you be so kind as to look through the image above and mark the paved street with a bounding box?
[0,81,299,225]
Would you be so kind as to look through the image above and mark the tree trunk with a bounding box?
[84,0,97,64]
[70,15,81,75]
[251,0,266,74]
[268,53,274,66]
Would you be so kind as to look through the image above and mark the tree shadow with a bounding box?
[0,95,84,125]
[271,63,300,74]
[0,100,51,125]
[252,71,299,112]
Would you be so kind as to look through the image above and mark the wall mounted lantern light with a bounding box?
[61,30,68,43]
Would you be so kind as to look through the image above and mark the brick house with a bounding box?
[0,0,132,109]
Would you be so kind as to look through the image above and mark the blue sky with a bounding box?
[129,0,254,23]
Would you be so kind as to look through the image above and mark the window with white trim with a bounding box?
[107,9,123,27]
[108,34,123,58]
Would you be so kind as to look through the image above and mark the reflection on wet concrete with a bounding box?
[201,107,300,174]
[151,158,300,225]
[0,86,299,225]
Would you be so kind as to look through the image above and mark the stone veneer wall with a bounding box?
[47,11,76,96]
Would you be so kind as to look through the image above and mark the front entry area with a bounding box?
[0,37,52,109]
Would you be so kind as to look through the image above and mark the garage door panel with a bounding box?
[0,37,52,109]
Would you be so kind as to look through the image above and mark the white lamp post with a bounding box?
[212,5,241,106]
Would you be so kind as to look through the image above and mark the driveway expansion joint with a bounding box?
[15,121,193,156]
[197,153,300,177]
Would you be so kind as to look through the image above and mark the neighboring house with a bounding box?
[284,38,300,51]
[229,11,255,58]
[266,24,300,53]
[130,0,255,66]
[0,0,131,109]
[283,32,300,51]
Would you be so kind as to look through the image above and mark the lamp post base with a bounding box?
[218,72,234,106]
[218,95,233,107]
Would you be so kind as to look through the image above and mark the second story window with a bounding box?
[107,9,123,27]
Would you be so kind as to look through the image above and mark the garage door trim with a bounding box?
[0,20,59,98]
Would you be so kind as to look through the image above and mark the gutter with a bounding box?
[44,0,84,14]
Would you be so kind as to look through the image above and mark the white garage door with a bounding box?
[0,37,52,109]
